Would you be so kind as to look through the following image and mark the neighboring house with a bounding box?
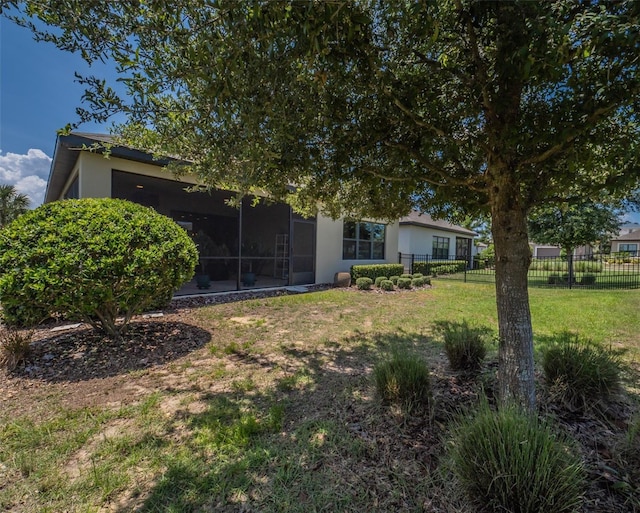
[46,133,399,293]
[398,211,477,264]
[610,230,640,256]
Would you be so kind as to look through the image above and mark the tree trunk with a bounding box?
[490,177,536,411]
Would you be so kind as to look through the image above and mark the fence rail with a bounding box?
[398,252,640,290]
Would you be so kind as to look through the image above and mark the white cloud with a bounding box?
[0,149,51,207]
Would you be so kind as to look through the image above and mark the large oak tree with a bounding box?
[6,0,640,409]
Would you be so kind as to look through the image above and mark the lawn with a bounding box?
[1,282,639,512]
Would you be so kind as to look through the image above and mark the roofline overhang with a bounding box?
[44,133,178,203]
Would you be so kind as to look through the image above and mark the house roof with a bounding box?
[45,132,175,203]
[612,230,640,242]
[399,211,476,237]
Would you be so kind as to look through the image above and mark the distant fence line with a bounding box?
[398,252,640,290]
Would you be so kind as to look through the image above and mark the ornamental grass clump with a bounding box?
[542,332,623,410]
[449,402,585,513]
[0,327,33,371]
[374,349,431,412]
[438,320,488,371]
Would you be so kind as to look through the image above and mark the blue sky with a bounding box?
[0,16,114,206]
[0,14,639,224]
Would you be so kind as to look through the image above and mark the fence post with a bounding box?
[568,253,574,290]
[411,254,415,275]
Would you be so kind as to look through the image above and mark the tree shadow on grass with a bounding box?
[114,330,483,513]
[10,321,211,383]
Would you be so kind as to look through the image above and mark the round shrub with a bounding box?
[397,277,412,289]
[400,273,413,279]
[412,273,424,279]
[450,403,585,513]
[411,277,425,287]
[389,275,400,285]
[379,279,394,291]
[580,273,597,285]
[440,320,488,371]
[374,349,431,412]
[423,276,431,286]
[355,277,373,290]
[0,199,198,338]
[374,276,388,287]
[542,332,622,409]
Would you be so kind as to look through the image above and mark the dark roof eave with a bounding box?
[399,220,477,237]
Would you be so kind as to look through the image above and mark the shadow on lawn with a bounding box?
[11,321,212,382]
[114,330,480,513]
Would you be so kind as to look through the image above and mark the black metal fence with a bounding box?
[398,252,640,290]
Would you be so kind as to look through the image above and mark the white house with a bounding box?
[398,210,477,264]
[46,133,399,293]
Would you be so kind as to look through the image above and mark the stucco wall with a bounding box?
[398,225,472,258]
[68,152,197,200]
[315,216,399,284]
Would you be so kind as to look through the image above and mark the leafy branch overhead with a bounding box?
[6,1,639,219]
[5,0,640,409]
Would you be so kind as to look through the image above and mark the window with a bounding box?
[343,221,385,260]
[432,236,450,259]
[619,243,638,254]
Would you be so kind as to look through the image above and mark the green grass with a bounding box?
[1,282,639,511]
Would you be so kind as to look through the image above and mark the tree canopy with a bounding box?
[0,184,30,228]
[5,0,640,408]
[529,201,622,256]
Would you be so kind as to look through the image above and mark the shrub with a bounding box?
[350,264,404,281]
[400,273,413,279]
[437,320,488,371]
[423,276,431,286]
[411,273,424,279]
[0,199,198,339]
[389,275,400,285]
[355,277,373,290]
[413,259,467,275]
[547,274,562,285]
[431,264,460,275]
[373,349,431,412]
[397,277,412,289]
[411,277,425,287]
[450,402,585,513]
[574,261,603,273]
[0,327,32,371]
[581,273,597,285]
[542,332,623,409]
[374,276,388,287]
[379,279,394,291]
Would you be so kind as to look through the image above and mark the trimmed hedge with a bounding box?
[413,260,467,275]
[380,280,394,291]
[374,276,388,287]
[355,277,373,290]
[397,277,412,289]
[351,264,405,281]
[0,198,198,338]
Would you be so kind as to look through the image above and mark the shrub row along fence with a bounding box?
[398,252,640,290]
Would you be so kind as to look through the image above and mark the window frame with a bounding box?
[342,221,386,260]
[432,236,450,260]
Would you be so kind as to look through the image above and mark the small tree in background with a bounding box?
[529,200,621,283]
[0,184,30,228]
[0,198,198,339]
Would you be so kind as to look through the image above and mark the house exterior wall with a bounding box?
[398,225,472,258]
[315,216,399,284]
[611,240,640,254]
[62,152,400,285]
[67,152,197,200]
